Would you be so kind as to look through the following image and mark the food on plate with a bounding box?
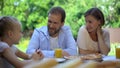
[80,53,102,60]
[53,58,83,68]
[24,58,58,68]
[64,56,81,60]
[64,53,102,61]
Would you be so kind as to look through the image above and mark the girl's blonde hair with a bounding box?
[0,16,20,37]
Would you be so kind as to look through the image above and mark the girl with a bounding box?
[0,16,44,68]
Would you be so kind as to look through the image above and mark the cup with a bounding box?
[55,48,62,58]
[115,45,120,59]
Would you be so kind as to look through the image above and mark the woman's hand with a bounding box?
[79,48,99,55]
[97,26,102,36]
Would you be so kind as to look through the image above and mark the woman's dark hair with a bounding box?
[84,8,105,26]
[48,6,66,23]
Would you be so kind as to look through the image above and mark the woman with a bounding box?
[77,8,110,55]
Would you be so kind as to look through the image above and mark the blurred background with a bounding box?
[0,0,120,56]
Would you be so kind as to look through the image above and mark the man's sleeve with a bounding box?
[63,26,77,56]
[26,29,41,54]
[26,29,55,57]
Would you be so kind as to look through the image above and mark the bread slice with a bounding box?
[24,58,58,68]
[53,58,83,68]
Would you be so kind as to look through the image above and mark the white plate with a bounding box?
[64,56,80,60]
[55,58,66,63]
[103,56,116,61]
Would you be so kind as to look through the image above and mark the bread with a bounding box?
[24,58,58,68]
[64,56,81,60]
[77,61,97,68]
[53,58,83,68]
[64,54,102,60]
[96,60,120,68]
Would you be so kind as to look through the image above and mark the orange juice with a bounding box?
[55,48,62,58]
[115,46,120,59]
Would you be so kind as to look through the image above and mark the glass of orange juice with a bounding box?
[55,48,62,58]
[115,45,120,59]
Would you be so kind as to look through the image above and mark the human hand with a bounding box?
[31,50,44,60]
[79,48,99,55]
[97,26,102,35]
[62,50,70,57]
[36,49,44,59]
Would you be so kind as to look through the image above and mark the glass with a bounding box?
[54,48,62,58]
[115,45,120,59]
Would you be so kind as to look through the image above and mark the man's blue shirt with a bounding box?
[26,26,77,57]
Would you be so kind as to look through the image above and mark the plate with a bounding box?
[80,54,102,60]
[103,56,116,61]
[64,56,80,60]
[55,58,66,63]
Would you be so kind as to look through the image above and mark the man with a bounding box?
[26,6,77,57]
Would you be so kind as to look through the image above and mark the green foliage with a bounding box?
[16,38,30,52]
[0,0,120,38]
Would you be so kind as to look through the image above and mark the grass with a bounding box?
[16,38,119,56]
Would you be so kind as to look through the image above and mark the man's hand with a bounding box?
[62,50,70,57]
[31,50,44,60]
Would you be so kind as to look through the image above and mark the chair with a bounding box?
[0,57,3,68]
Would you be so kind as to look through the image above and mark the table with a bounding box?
[49,56,120,63]
[55,56,118,63]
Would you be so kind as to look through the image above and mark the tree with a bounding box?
[0,0,120,38]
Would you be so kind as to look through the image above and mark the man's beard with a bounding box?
[48,27,61,37]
